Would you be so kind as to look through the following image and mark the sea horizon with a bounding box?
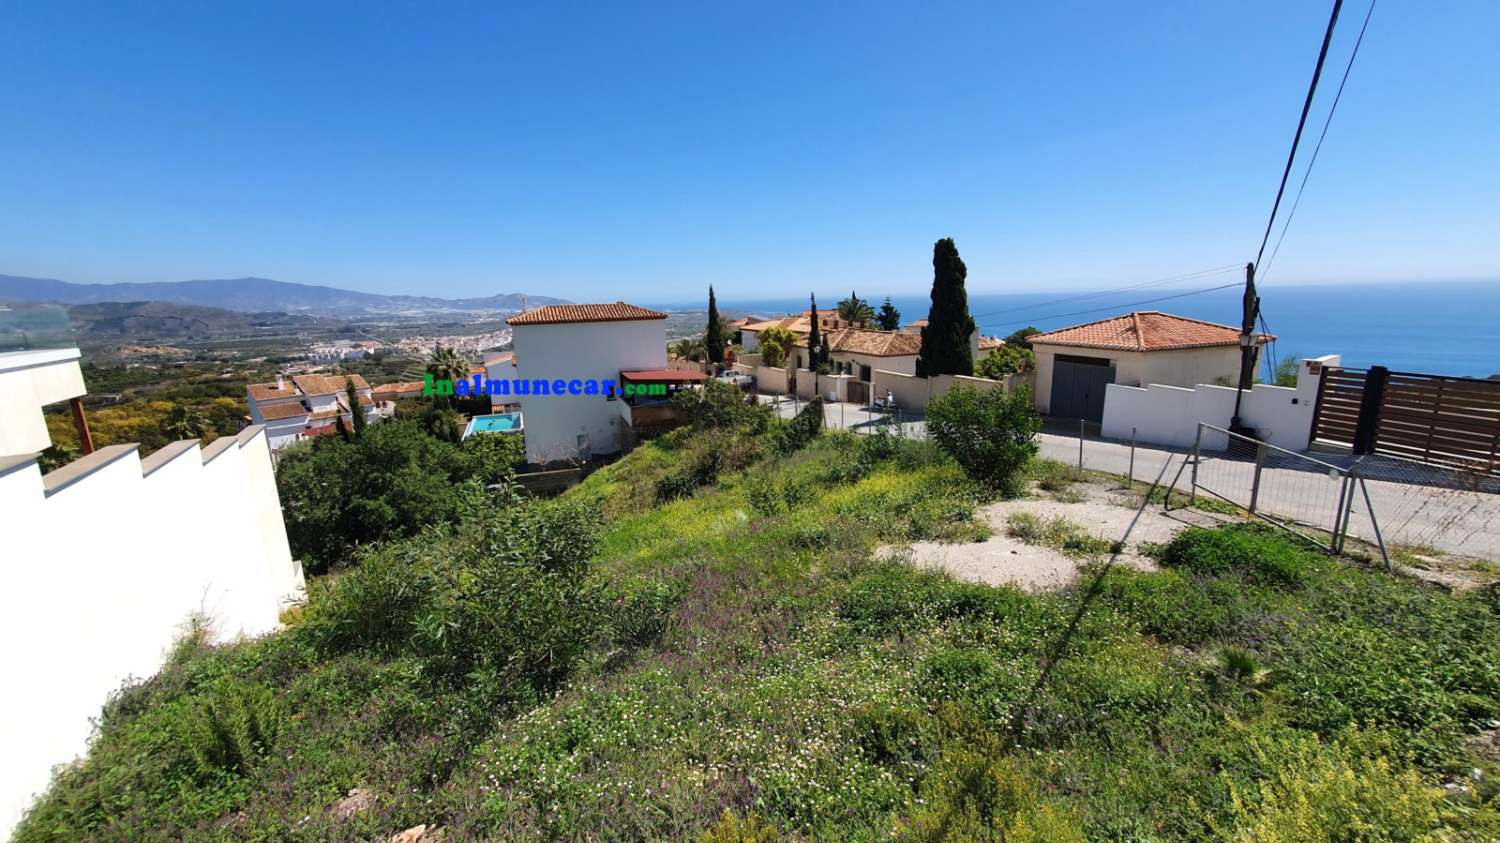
[643,279,1500,379]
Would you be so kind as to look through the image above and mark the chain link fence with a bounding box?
[758,396,1500,567]
[1337,453,1500,562]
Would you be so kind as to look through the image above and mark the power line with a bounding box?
[978,281,1243,331]
[1255,0,1345,268]
[1260,0,1377,283]
[968,264,1242,324]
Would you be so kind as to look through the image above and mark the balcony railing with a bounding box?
[0,303,76,353]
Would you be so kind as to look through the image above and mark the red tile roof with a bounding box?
[290,373,370,396]
[979,336,1005,350]
[793,328,922,357]
[507,303,667,325]
[247,382,299,402]
[1030,311,1272,352]
[258,402,309,420]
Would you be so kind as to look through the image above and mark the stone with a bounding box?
[330,787,374,820]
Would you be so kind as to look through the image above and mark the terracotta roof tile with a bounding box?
[507,303,667,325]
[1030,311,1272,352]
[258,402,309,420]
[291,373,370,395]
[371,381,424,396]
[247,382,299,402]
[979,336,1005,350]
[795,328,921,357]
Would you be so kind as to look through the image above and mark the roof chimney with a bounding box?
[276,374,285,389]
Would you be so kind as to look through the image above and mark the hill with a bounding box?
[65,301,328,348]
[13,411,1500,841]
[0,273,569,317]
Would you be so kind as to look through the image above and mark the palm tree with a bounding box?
[426,345,472,404]
[162,404,211,441]
[427,345,471,383]
[837,290,874,324]
[670,338,706,362]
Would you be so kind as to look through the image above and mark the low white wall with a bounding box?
[1101,355,1338,452]
[0,426,303,835]
[869,370,1007,411]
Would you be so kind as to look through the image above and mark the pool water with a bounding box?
[464,412,523,437]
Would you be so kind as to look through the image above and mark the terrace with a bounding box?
[617,369,707,433]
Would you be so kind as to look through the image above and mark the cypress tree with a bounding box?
[705,285,725,364]
[346,377,367,439]
[876,296,901,331]
[806,293,822,371]
[917,238,976,377]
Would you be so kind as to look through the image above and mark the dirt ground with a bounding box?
[882,476,1231,592]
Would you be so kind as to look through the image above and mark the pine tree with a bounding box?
[876,296,901,331]
[917,238,977,377]
[705,285,725,364]
[806,293,822,371]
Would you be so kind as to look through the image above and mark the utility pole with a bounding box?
[1230,261,1260,436]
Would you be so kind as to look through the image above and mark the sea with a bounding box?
[645,280,1500,379]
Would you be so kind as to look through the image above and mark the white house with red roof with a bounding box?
[508,302,678,463]
[246,373,378,449]
[1028,311,1271,421]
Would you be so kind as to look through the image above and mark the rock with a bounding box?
[330,787,374,820]
[389,825,445,843]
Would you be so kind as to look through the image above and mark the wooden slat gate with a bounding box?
[1312,365,1500,474]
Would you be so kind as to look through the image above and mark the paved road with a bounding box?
[761,395,1500,562]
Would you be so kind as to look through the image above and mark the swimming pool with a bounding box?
[463,412,524,438]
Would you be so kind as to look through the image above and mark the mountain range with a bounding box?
[0,274,569,317]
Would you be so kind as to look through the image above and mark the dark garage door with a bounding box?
[1050,357,1115,422]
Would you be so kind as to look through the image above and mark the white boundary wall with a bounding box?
[1101,355,1339,452]
[869,370,1009,410]
[0,425,303,835]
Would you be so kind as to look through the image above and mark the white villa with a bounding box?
[0,345,303,835]
[246,373,379,449]
[508,302,702,464]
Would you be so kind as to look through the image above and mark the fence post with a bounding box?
[1352,365,1389,455]
[1331,467,1352,554]
[1189,424,1202,507]
[1078,418,1085,471]
[1128,427,1136,490]
[1248,441,1267,513]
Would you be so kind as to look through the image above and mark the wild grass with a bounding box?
[1005,512,1120,558]
[15,430,1500,842]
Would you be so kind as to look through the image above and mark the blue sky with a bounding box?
[1,1,1496,300]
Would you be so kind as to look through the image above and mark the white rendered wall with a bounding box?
[1032,344,1245,414]
[1101,355,1338,452]
[0,350,86,454]
[0,427,303,836]
[510,319,666,463]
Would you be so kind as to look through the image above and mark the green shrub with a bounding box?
[698,810,781,842]
[909,750,1085,842]
[1160,524,1315,588]
[608,577,680,648]
[298,496,603,704]
[925,386,1040,497]
[275,420,494,572]
[179,678,286,778]
[672,377,772,432]
[1209,731,1450,841]
[772,397,823,454]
